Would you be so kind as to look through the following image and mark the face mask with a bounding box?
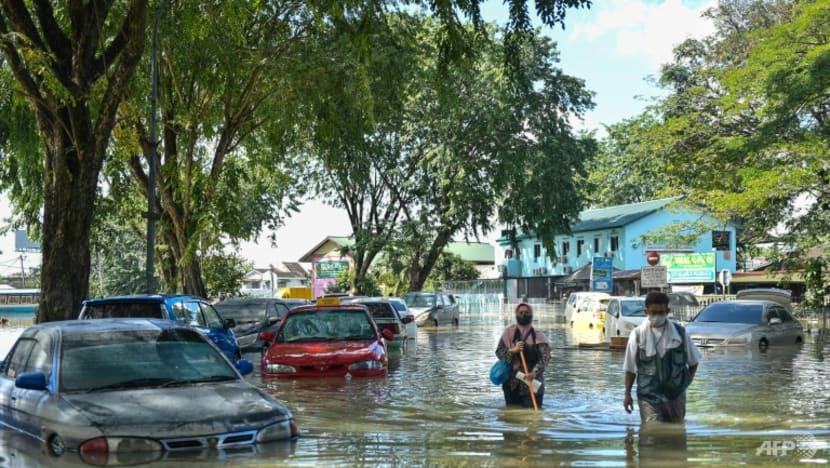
[648,314,667,327]
[516,314,532,326]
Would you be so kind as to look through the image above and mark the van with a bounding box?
[564,292,610,327]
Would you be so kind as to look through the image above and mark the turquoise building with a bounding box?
[497,197,738,285]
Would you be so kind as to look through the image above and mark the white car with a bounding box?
[564,292,610,327]
[389,297,416,339]
[604,296,646,340]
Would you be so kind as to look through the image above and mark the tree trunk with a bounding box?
[37,119,98,322]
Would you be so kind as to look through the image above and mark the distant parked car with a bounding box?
[215,297,292,352]
[564,292,610,327]
[388,297,416,339]
[571,295,609,331]
[260,298,394,378]
[0,319,297,464]
[604,296,646,339]
[685,300,804,349]
[735,288,793,312]
[348,297,412,348]
[79,295,241,361]
[403,291,459,327]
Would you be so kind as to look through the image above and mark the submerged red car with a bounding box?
[260,299,394,378]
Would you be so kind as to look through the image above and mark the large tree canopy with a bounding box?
[0,0,591,320]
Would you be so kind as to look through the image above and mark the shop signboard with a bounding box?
[660,252,715,283]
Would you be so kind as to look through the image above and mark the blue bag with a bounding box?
[489,360,511,385]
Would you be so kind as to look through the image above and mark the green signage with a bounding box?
[660,253,715,283]
[315,259,350,279]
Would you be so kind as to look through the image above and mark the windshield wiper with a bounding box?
[161,375,237,386]
[83,377,177,392]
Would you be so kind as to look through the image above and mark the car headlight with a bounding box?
[256,419,298,443]
[727,333,751,345]
[347,360,384,371]
[415,313,430,322]
[264,363,296,374]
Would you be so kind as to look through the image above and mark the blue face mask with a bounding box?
[648,314,667,327]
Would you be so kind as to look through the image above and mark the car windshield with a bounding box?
[693,303,763,324]
[278,309,374,342]
[60,328,237,392]
[215,301,267,321]
[82,302,165,319]
[404,294,435,308]
[621,300,645,317]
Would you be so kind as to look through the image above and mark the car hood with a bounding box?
[265,340,384,366]
[408,306,432,316]
[620,316,646,326]
[61,381,291,434]
[685,322,757,337]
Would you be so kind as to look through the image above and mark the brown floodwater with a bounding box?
[2,309,829,467]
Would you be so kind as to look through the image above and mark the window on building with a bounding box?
[610,236,619,252]
[576,239,584,256]
[534,243,541,259]
[562,241,570,256]
[712,230,730,251]
[594,238,600,254]
[504,249,513,259]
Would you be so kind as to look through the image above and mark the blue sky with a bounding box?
[0,0,718,276]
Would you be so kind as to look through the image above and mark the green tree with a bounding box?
[0,1,147,321]
[0,0,590,322]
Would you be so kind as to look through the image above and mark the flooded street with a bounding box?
[2,309,829,467]
[249,310,830,467]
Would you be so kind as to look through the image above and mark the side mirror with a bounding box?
[223,318,237,329]
[267,315,279,325]
[769,317,782,325]
[16,372,48,391]
[401,315,414,324]
[259,331,275,343]
[235,359,254,376]
[381,329,394,341]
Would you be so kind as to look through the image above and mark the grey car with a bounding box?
[403,291,459,327]
[215,298,293,352]
[0,319,297,462]
[685,300,804,349]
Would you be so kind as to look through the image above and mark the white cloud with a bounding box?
[569,0,716,69]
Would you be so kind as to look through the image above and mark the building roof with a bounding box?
[571,196,683,233]
[298,236,494,264]
[248,262,309,279]
[497,196,684,243]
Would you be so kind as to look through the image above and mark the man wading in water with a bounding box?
[623,292,701,422]
[495,303,551,408]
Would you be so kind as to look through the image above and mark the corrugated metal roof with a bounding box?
[298,236,494,264]
[571,196,682,233]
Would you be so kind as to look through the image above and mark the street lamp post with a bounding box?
[712,247,718,295]
[146,0,169,294]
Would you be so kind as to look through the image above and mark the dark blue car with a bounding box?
[79,295,241,361]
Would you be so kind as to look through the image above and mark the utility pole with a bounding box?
[19,254,25,287]
[146,0,169,294]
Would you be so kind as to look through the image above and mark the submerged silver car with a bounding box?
[685,300,804,349]
[0,319,297,465]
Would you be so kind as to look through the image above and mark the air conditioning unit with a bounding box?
[560,257,568,265]
[562,266,573,274]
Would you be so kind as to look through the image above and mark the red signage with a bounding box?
[646,251,660,266]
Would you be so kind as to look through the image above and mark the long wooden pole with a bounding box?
[519,350,538,412]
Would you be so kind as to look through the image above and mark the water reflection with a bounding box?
[2,312,829,466]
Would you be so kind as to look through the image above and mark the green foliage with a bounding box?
[429,253,480,282]
[326,268,382,296]
[202,251,251,301]
[88,199,147,298]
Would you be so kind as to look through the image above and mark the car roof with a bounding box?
[708,299,782,307]
[82,294,207,305]
[288,304,369,314]
[216,297,285,305]
[25,318,190,335]
[609,296,644,301]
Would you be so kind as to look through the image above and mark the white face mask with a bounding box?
[648,314,667,327]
